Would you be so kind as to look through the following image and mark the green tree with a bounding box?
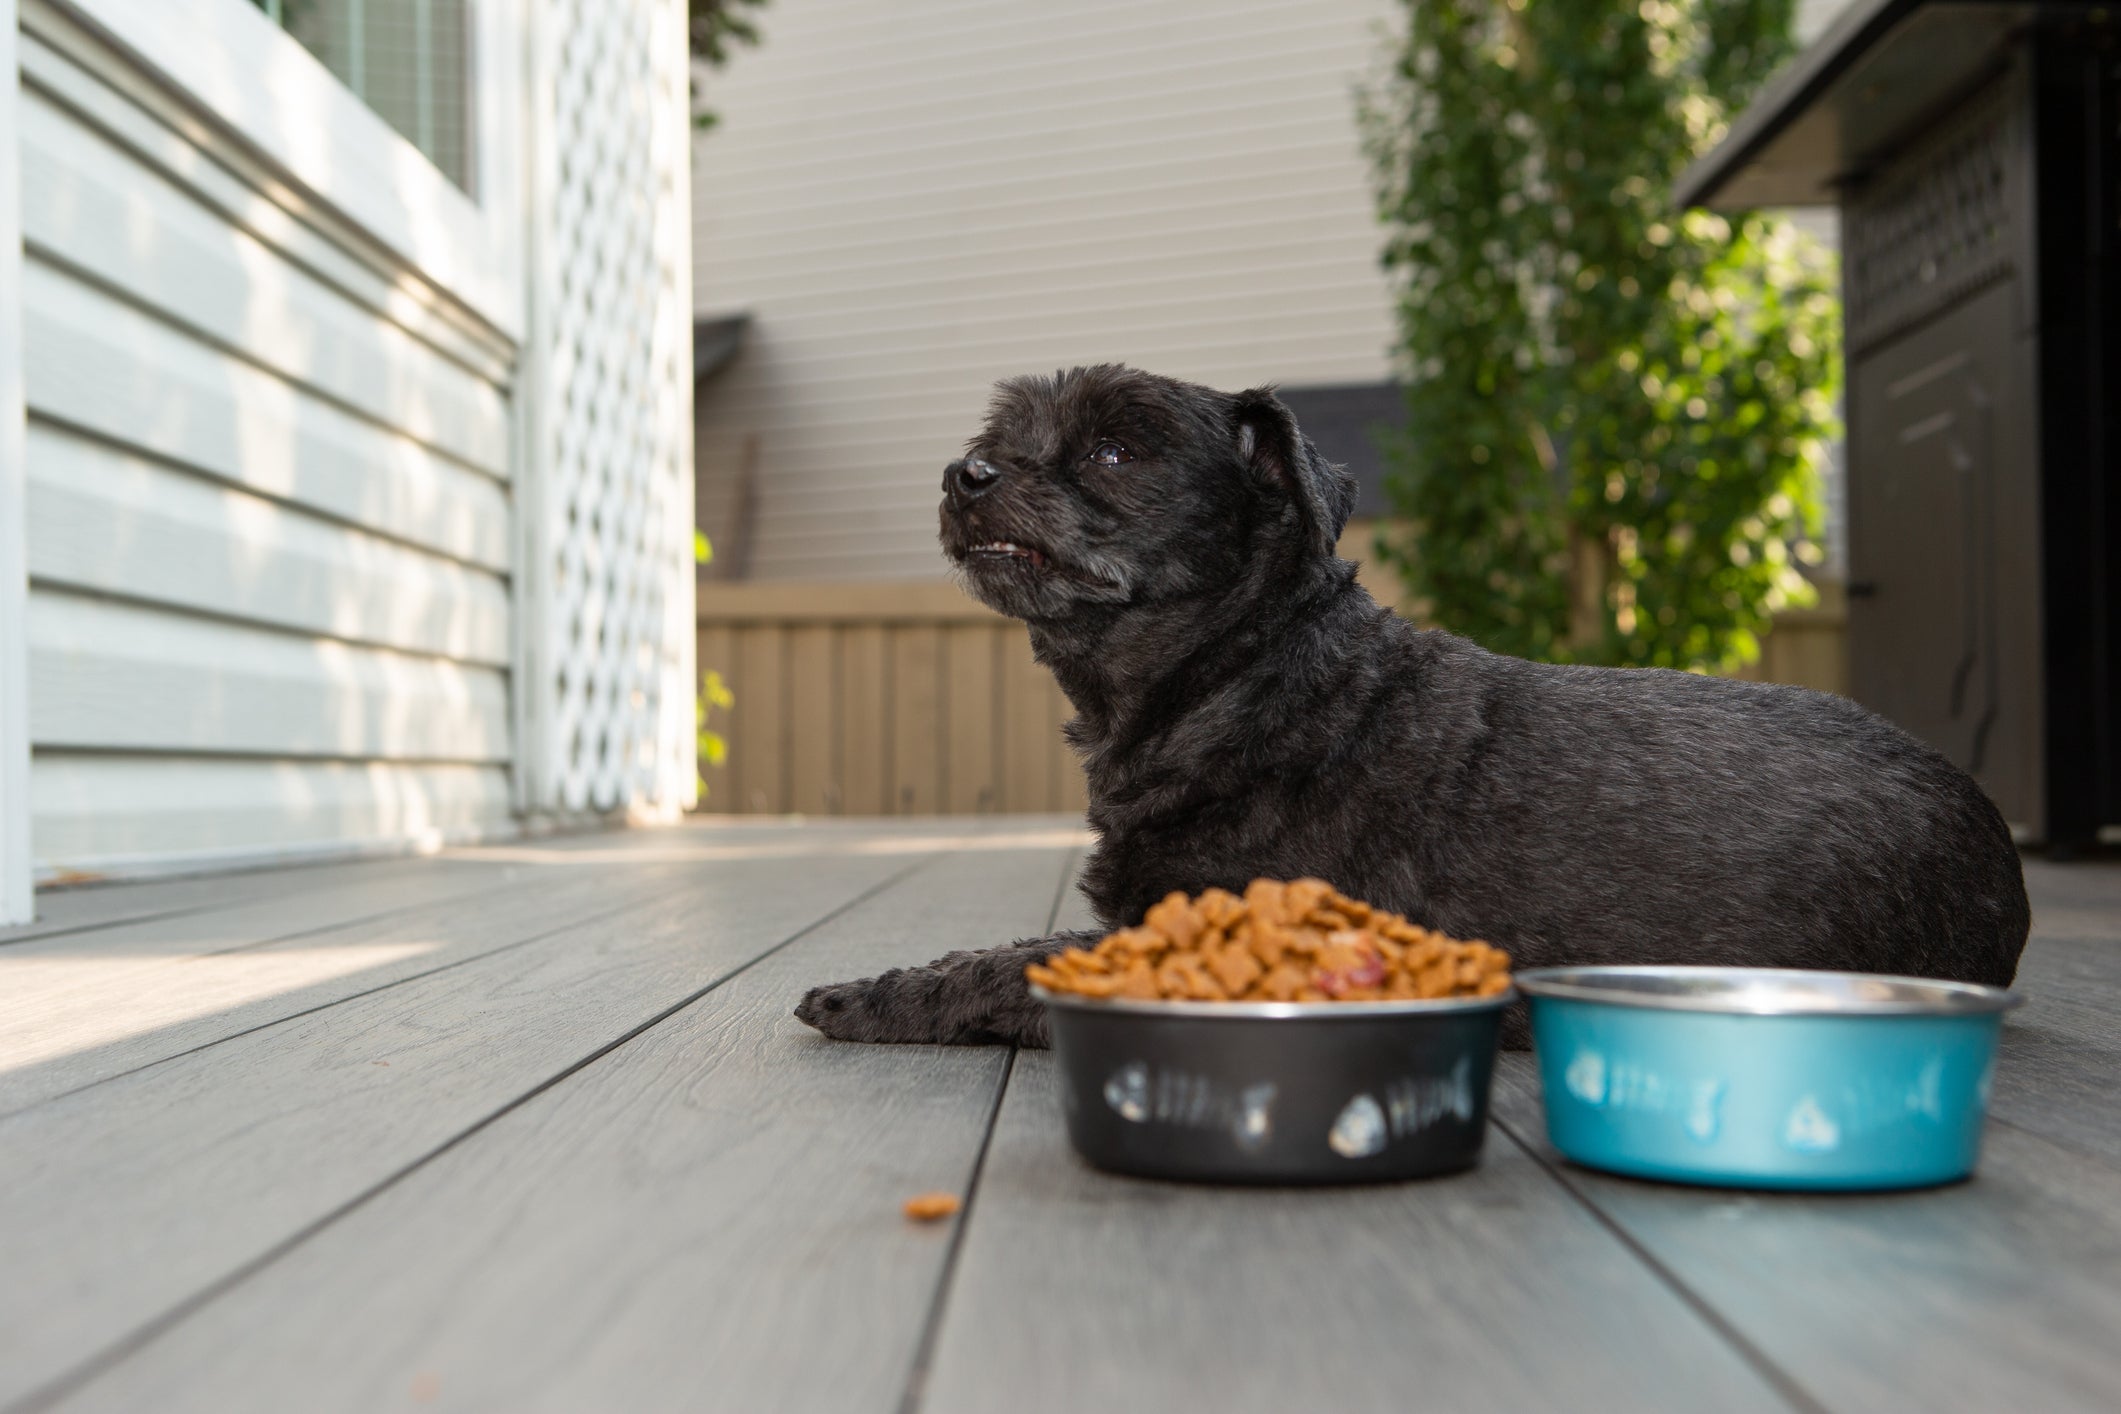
[1360,0,1840,672]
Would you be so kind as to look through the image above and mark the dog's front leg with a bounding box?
[793,931,1099,1047]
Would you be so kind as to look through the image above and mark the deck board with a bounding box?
[1994,865,2121,1161]
[919,1049,1793,1414]
[1488,1052,2121,1412]
[0,850,918,1410]
[36,847,1071,1414]
[0,857,676,1115]
[1470,873,2121,1412]
[0,818,1096,1117]
[0,826,2114,1414]
[1990,936,2121,1164]
[0,853,507,947]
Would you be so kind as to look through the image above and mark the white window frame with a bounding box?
[1,0,29,923]
[56,0,526,341]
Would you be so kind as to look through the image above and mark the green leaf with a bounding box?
[1360,0,1836,672]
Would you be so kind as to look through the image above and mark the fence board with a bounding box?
[697,583,1087,819]
[891,625,942,815]
[733,628,786,814]
[1055,679,1090,813]
[839,625,889,815]
[787,626,836,814]
[1001,629,1056,812]
[945,626,1000,814]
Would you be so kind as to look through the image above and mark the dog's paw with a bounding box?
[792,945,1061,1047]
[793,974,906,1042]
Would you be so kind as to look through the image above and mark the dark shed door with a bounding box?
[1847,280,2043,826]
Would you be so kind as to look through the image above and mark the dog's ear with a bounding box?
[1233,388,1357,558]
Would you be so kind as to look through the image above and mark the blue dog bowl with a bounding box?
[1515,967,2021,1191]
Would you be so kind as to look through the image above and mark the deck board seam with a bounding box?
[0,858,524,952]
[0,817,727,946]
[1488,1111,1831,1414]
[0,904,215,950]
[0,871,705,1123]
[195,875,535,959]
[1,868,525,972]
[897,846,1079,1414]
[896,1046,1016,1414]
[5,853,941,1414]
[0,853,543,949]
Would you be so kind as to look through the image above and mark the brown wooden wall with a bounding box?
[697,582,1088,816]
[1728,585,1850,698]
[697,578,1849,816]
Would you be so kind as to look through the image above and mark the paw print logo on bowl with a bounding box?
[1329,1094,1388,1158]
[1783,1095,1841,1153]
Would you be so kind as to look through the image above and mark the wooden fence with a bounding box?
[696,582,1086,816]
[1728,584,1849,698]
[697,579,1849,816]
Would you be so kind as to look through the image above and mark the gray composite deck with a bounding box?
[0,817,2116,1413]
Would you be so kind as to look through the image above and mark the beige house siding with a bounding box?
[693,0,1399,583]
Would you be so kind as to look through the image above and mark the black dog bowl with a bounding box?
[1033,985,1512,1184]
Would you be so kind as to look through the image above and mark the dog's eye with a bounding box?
[1089,441,1134,466]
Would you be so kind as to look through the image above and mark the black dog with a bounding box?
[795,365,2029,1047]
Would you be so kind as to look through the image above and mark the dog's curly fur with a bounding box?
[794,365,2030,1047]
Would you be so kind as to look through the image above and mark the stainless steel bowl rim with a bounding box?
[1028,982,1516,1019]
[1513,965,2021,1016]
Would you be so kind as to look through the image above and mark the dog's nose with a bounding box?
[948,456,1002,500]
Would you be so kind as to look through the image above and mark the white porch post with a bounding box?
[514,0,697,826]
[0,0,33,924]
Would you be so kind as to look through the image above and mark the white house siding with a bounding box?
[691,0,1400,583]
[16,3,518,876]
[1,0,31,920]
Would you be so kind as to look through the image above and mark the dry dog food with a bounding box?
[1025,878,1510,1003]
[902,1191,962,1221]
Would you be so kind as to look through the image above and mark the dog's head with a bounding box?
[938,365,1357,621]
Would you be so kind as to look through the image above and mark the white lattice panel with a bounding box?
[522,0,696,818]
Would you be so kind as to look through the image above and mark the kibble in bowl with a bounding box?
[1028,878,1511,1004]
[1029,880,1514,1185]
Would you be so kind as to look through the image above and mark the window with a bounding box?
[252,1,474,193]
